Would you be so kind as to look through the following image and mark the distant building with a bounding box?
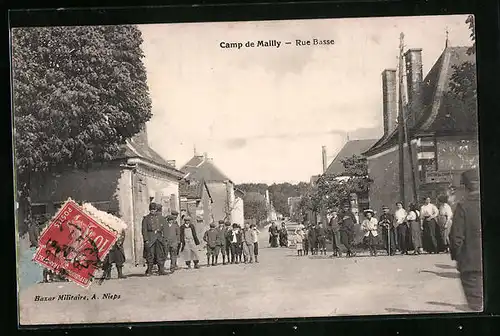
[179,179,214,239]
[181,153,244,227]
[364,46,478,212]
[28,126,185,266]
[324,139,378,211]
[264,189,278,222]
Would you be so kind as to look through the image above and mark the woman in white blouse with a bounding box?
[406,203,422,254]
[420,197,440,254]
[361,209,379,256]
[394,202,409,255]
[437,195,453,253]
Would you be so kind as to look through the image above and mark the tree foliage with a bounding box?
[296,154,372,216]
[242,191,268,223]
[12,25,152,175]
[12,25,152,234]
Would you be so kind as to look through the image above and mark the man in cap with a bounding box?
[338,202,357,257]
[449,168,482,311]
[142,202,167,276]
[379,205,396,255]
[224,221,233,263]
[163,213,180,272]
[216,220,228,265]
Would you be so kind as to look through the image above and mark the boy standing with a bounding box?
[316,222,327,255]
[229,223,243,264]
[203,222,218,266]
[216,220,227,265]
[251,224,260,263]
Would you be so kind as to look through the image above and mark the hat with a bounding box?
[364,209,374,215]
[209,222,216,228]
[149,202,159,211]
[183,216,192,222]
[382,205,389,210]
[166,215,176,221]
[462,168,480,186]
[232,223,238,228]
[171,210,179,216]
[218,220,225,224]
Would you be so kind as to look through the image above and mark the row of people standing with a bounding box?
[203,221,260,265]
[294,203,358,257]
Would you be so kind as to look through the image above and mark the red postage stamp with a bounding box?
[33,200,118,288]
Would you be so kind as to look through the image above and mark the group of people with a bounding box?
[268,222,289,248]
[294,203,358,257]
[203,220,261,265]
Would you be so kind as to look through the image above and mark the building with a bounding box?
[363,45,478,212]
[181,153,244,225]
[29,126,186,266]
[324,139,378,211]
[179,178,214,238]
[264,189,278,222]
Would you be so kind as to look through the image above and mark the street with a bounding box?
[19,224,470,325]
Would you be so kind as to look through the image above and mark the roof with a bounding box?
[364,46,476,157]
[181,155,232,182]
[324,139,378,175]
[179,179,212,201]
[115,128,185,178]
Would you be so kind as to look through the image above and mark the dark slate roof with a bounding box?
[181,155,232,182]
[364,46,476,157]
[179,179,212,200]
[324,139,378,175]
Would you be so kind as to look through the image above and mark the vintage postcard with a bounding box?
[12,14,481,326]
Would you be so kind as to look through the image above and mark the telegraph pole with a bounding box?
[397,33,406,205]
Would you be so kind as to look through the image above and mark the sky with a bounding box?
[138,15,473,185]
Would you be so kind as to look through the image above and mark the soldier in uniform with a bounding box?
[163,214,180,272]
[449,169,482,311]
[338,203,357,257]
[379,205,396,255]
[142,202,167,276]
[103,228,127,279]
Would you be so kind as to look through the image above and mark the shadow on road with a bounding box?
[426,301,470,311]
[419,270,459,279]
[385,307,454,314]
[435,263,456,270]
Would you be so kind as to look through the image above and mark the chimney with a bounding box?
[404,48,423,128]
[322,146,328,173]
[382,69,397,137]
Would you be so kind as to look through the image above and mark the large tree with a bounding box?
[12,25,152,234]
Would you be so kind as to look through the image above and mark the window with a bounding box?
[32,204,47,216]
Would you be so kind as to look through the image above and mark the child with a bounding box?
[203,222,218,266]
[251,224,260,263]
[308,224,318,255]
[303,224,310,256]
[316,223,327,255]
[295,227,305,256]
[361,209,379,256]
[230,223,243,264]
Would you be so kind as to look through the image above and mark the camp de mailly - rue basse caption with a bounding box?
[220,38,335,49]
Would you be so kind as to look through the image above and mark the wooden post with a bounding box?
[398,33,406,205]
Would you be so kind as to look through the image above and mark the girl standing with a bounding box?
[294,227,305,256]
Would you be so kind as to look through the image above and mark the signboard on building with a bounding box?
[425,171,453,184]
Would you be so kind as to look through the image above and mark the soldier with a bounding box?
[163,214,180,272]
[180,216,201,269]
[338,203,357,257]
[103,228,127,279]
[142,202,167,276]
[449,168,482,311]
[216,220,228,265]
[379,205,396,255]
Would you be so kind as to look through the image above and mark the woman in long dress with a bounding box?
[406,203,422,255]
[269,222,279,248]
[437,195,453,253]
[180,216,201,269]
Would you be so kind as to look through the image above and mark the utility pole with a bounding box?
[397,33,406,205]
